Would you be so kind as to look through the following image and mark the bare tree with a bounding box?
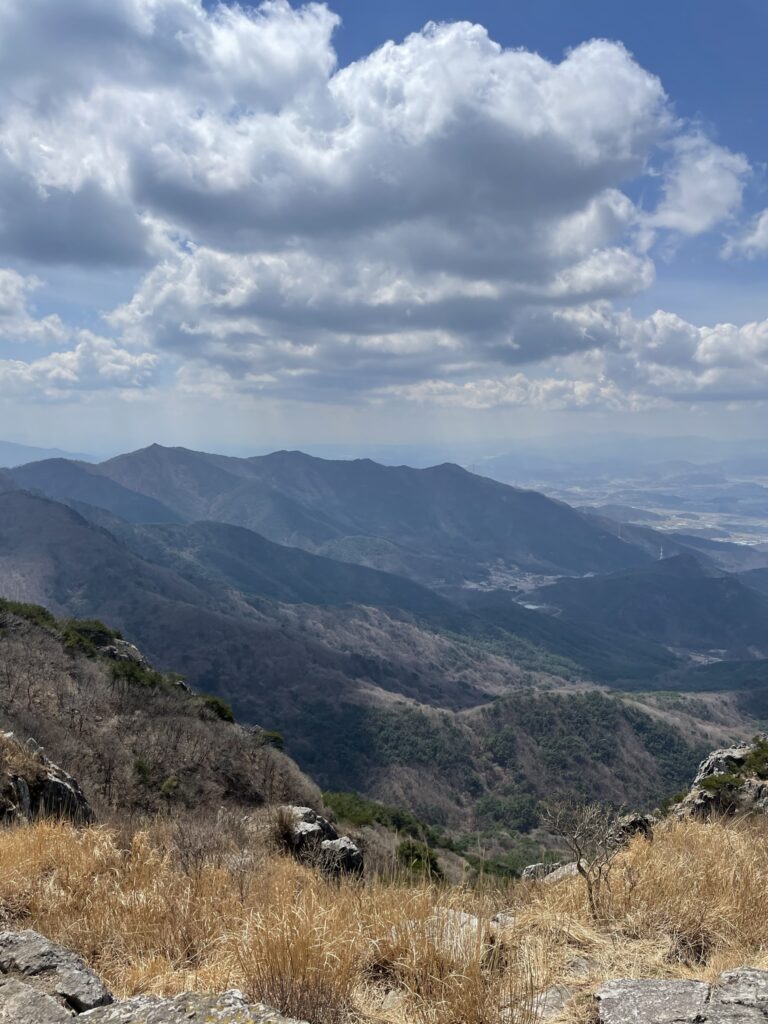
[541,799,620,921]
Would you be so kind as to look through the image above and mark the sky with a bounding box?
[2,0,768,456]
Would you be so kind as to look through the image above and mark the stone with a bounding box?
[0,739,94,825]
[0,930,112,1012]
[543,861,581,885]
[281,806,363,874]
[609,812,656,846]
[676,737,768,820]
[534,983,574,1020]
[79,990,306,1022]
[320,835,363,875]
[0,976,73,1022]
[596,970,768,1024]
[490,912,518,933]
[521,862,563,880]
[97,639,149,669]
[596,978,710,1024]
[716,968,768,1007]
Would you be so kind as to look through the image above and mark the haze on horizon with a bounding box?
[1,0,768,456]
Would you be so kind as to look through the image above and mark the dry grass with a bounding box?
[0,816,767,1023]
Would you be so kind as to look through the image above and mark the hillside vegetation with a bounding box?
[0,600,319,817]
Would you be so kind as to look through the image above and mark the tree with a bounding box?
[541,799,620,920]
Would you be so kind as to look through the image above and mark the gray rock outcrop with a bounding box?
[0,930,303,1022]
[80,991,306,1022]
[0,738,93,825]
[0,930,112,1013]
[676,737,768,819]
[597,968,768,1024]
[280,805,363,875]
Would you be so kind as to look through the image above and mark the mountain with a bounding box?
[19,443,653,585]
[0,439,92,467]
[532,554,768,658]
[9,458,183,524]
[0,486,721,837]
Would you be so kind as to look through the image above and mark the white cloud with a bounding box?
[0,269,67,344]
[723,209,768,258]
[0,0,759,414]
[0,330,156,398]
[648,132,750,236]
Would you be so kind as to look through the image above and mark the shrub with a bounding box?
[200,694,235,722]
[0,598,57,630]
[62,618,121,655]
[396,839,443,880]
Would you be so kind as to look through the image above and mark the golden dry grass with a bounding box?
[0,816,767,1023]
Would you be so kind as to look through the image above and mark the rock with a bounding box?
[596,978,710,1024]
[490,912,518,933]
[543,861,581,885]
[609,812,656,846]
[534,983,574,1020]
[97,639,149,669]
[0,932,304,1022]
[280,806,363,874]
[0,930,112,1012]
[676,737,768,819]
[0,977,73,1022]
[716,968,768,1007]
[0,737,93,825]
[282,806,338,849]
[521,862,563,880]
[80,990,305,1022]
[320,836,363,875]
[35,766,94,824]
[596,969,768,1024]
[422,909,496,961]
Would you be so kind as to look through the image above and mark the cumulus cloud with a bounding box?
[0,0,760,412]
[0,270,67,344]
[0,331,157,398]
[648,132,750,236]
[723,209,768,258]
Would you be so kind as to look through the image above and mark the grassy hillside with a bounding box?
[0,599,319,816]
[4,815,768,1024]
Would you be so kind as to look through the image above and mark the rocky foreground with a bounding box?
[0,930,304,1023]
[7,926,768,1024]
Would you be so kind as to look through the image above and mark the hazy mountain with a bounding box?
[9,459,183,524]
[533,554,768,658]
[0,485,755,833]
[0,440,92,467]
[73,444,654,583]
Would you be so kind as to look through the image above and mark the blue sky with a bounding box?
[1,0,768,455]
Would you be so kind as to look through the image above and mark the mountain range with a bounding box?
[2,443,768,838]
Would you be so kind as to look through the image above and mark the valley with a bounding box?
[2,443,768,860]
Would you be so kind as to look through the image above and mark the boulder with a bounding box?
[596,968,768,1024]
[0,736,93,825]
[0,930,112,1012]
[0,932,305,1022]
[676,737,768,819]
[608,812,656,845]
[97,639,149,669]
[543,861,581,885]
[597,978,710,1024]
[0,977,73,1022]
[521,862,563,881]
[79,991,306,1022]
[280,806,363,875]
[320,836,363,875]
[534,983,574,1021]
